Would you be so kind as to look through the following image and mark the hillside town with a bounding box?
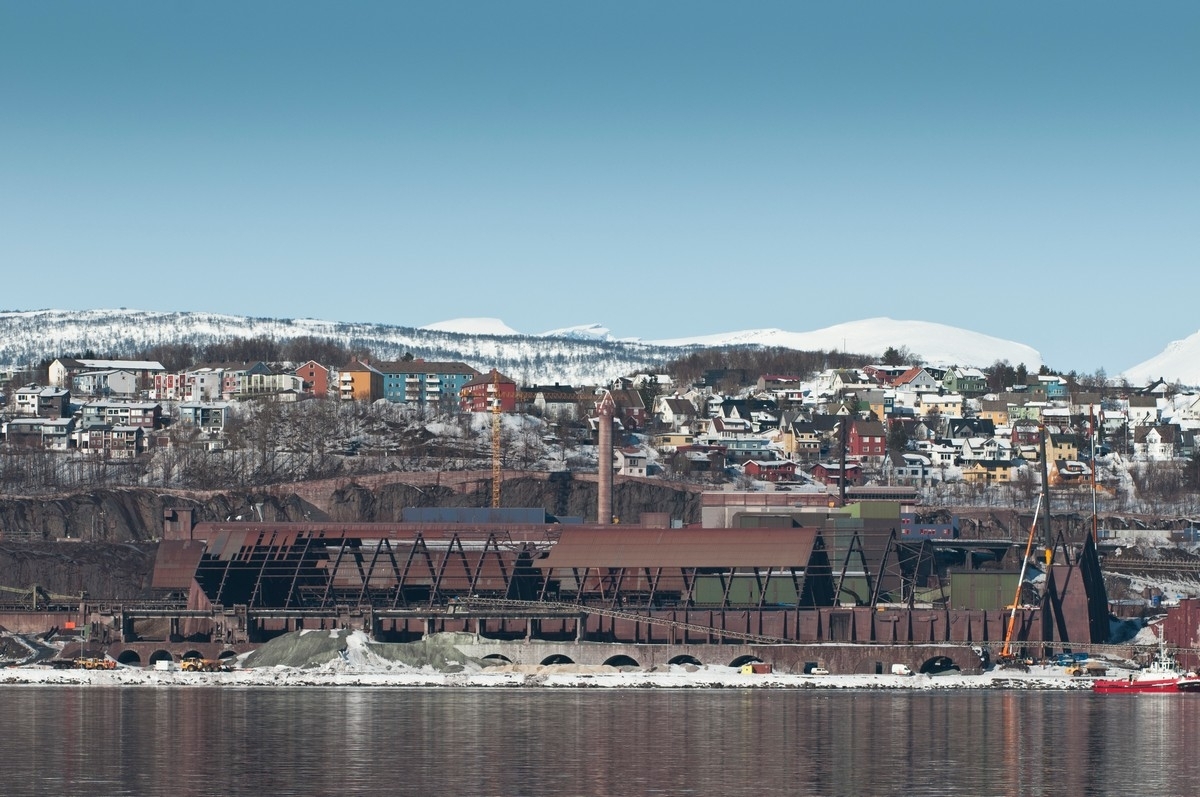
[2,352,1199,512]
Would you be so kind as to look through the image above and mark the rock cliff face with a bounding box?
[0,475,704,597]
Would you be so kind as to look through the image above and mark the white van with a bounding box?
[891,664,913,676]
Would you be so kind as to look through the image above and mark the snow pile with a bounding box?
[244,629,484,673]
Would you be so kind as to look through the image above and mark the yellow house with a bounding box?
[961,461,1014,484]
[979,400,1009,427]
[1046,433,1081,462]
[653,431,695,449]
[339,359,383,402]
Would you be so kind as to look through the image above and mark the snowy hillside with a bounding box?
[1120,330,1200,387]
[0,309,1043,384]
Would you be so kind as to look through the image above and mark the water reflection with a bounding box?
[5,687,1200,796]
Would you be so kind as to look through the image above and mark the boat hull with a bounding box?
[1093,676,1181,694]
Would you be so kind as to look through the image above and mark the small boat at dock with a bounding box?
[1093,640,1200,694]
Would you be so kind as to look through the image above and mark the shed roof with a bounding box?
[540,527,821,569]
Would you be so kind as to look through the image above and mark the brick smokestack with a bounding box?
[597,392,615,524]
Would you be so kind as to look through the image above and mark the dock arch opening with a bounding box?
[482,654,513,665]
[116,650,142,666]
[919,656,961,675]
[148,650,174,666]
[540,654,574,666]
[602,655,639,669]
[668,654,702,667]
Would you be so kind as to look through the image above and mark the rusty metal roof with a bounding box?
[540,527,821,569]
[151,540,207,588]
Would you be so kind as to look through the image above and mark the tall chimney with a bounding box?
[597,392,615,524]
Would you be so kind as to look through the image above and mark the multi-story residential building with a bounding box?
[153,371,187,401]
[979,400,1010,427]
[961,460,1015,485]
[376,359,479,410]
[50,357,165,392]
[242,370,304,399]
[80,401,163,430]
[942,367,988,397]
[521,384,591,422]
[79,425,144,458]
[1134,425,1180,461]
[916,392,964,421]
[656,396,697,431]
[71,370,138,398]
[609,388,648,430]
[339,359,384,402]
[1126,396,1161,428]
[882,452,931,486]
[459,370,517,413]
[1046,432,1082,462]
[294,360,333,398]
[847,419,887,466]
[1033,375,1069,400]
[653,431,695,450]
[780,417,822,462]
[810,462,862,487]
[893,367,943,392]
[743,459,798,482]
[4,417,75,450]
[958,437,1010,462]
[615,447,648,477]
[13,385,71,419]
[183,367,228,402]
[177,402,232,440]
[948,418,996,440]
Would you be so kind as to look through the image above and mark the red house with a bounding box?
[810,462,863,487]
[460,369,518,413]
[743,459,798,482]
[295,360,332,398]
[848,420,887,463]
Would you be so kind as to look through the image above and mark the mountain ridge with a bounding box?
[0,307,1087,386]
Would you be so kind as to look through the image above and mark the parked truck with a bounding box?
[891,663,913,676]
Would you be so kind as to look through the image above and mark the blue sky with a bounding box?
[2,2,1196,374]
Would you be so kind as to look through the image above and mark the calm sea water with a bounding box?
[2,687,1195,797]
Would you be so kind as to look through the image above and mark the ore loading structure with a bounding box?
[99,487,1111,675]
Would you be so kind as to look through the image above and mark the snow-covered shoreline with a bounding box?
[0,664,1096,690]
[1,630,1106,690]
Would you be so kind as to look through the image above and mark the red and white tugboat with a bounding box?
[1093,638,1200,694]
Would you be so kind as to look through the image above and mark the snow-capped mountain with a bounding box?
[649,318,1042,370]
[1121,331,1200,387]
[419,318,520,336]
[0,309,1042,385]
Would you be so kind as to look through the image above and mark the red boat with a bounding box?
[1093,641,1199,694]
